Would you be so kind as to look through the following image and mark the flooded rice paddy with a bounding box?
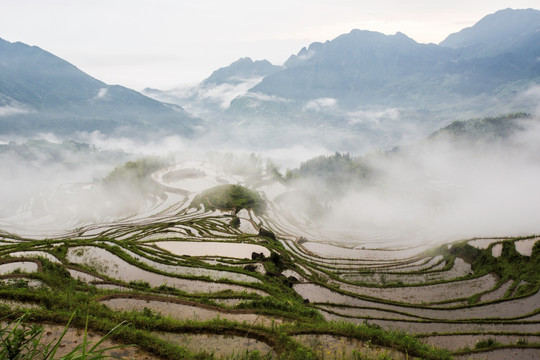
[101,296,282,327]
[293,334,414,359]
[154,241,270,259]
[66,246,266,296]
[156,332,274,358]
[0,162,539,359]
[0,261,39,274]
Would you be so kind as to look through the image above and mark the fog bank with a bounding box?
[318,118,540,244]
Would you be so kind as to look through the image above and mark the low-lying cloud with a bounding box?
[0,105,29,117]
[303,97,337,112]
[346,107,401,125]
[301,118,540,246]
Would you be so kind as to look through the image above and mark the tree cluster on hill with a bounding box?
[104,157,169,195]
[190,184,266,215]
[429,112,533,141]
[285,152,372,190]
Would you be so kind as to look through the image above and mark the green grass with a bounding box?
[0,312,128,360]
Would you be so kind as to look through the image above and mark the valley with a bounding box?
[1,5,540,360]
[1,160,538,359]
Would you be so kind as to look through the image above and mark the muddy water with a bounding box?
[238,218,259,234]
[295,283,540,320]
[66,246,267,296]
[453,348,540,360]
[316,305,421,321]
[155,241,270,259]
[119,247,262,284]
[479,280,513,303]
[281,269,305,282]
[468,239,502,249]
[156,332,275,358]
[321,311,540,334]
[492,243,503,257]
[333,273,498,304]
[422,334,540,351]
[0,261,38,274]
[9,251,61,263]
[515,238,539,256]
[384,255,443,272]
[101,297,282,327]
[342,257,471,284]
[302,241,429,260]
[36,324,160,360]
[293,334,413,360]
[67,269,103,283]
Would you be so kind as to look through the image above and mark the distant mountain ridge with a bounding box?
[440,8,540,55]
[143,57,282,119]
[246,8,540,106]
[0,38,201,138]
[203,8,540,152]
[2,8,540,153]
[202,57,281,86]
[250,30,451,104]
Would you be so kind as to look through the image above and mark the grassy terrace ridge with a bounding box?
[0,208,454,360]
[0,238,452,360]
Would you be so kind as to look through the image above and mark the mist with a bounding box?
[285,116,540,246]
[0,138,131,221]
[0,129,328,236]
[1,107,540,248]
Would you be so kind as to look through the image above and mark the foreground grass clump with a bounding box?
[0,313,126,360]
[191,184,266,215]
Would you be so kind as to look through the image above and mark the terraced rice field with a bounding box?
[0,161,538,359]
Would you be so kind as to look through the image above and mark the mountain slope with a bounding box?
[201,8,539,153]
[440,8,540,57]
[0,38,201,138]
[143,57,281,119]
[250,30,453,105]
[202,57,281,86]
[428,112,534,141]
[249,7,540,106]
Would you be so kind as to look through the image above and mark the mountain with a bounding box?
[246,8,540,106]
[198,8,540,152]
[202,57,281,86]
[250,30,452,105]
[143,57,281,119]
[440,8,540,57]
[0,38,201,138]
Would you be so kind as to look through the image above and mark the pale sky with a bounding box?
[1,0,539,90]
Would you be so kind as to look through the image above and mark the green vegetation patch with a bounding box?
[429,112,533,142]
[191,184,266,215]
[104,157,168,186]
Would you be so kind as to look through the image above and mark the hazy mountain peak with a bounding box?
[284,29,421,70]
[440,8,540,51]
[284,42,323,68]
[202,57,281,85]
[0,37,202,138]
